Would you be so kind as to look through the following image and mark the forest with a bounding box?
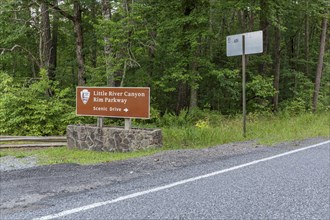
[0,0,329,136]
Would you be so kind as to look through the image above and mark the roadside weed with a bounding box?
[0,112,328,165]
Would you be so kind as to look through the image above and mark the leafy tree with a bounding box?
[0,0,329,135]
[0,70,88,135]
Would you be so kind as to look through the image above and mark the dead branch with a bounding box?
[0,44,40,68]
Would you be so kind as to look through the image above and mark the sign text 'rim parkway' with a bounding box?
[76,87,150,119]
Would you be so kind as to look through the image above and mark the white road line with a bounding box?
[33,140,330,220]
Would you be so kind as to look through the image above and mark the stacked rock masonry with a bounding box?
[67,125,162,152]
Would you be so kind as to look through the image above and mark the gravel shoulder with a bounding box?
[0,156,39,172]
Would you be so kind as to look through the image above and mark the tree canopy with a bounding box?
[0,0,329,135]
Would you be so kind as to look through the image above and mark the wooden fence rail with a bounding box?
[0,136,67,149]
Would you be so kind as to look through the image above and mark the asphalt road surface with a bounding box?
[1,138,329,220]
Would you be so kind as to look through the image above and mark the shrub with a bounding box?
[0,70,90,136]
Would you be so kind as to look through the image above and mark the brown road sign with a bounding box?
[76,87,150,119]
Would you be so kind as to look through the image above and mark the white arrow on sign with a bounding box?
[124,108,129,112]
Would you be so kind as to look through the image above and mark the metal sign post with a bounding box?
[124,118,132,130]
[97,117,104,128]
[242,35,246,137]
[226,30,263,137]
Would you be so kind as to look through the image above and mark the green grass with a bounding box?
[14,154,27,159]
[162,120,245,149]
[1,112,329,165]
[250,112,330,145]
[163,112,329,149]
[0,147,161,165]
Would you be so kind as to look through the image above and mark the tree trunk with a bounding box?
[108,0,133,87]
[120,60,127,87]
[147,31,156,87]
[40,2,55,96]
[190,87,198,109]
[102,0,114,86]
[273,25,281,111]
[49,0,59,81]
[182,0,197,111]
[189,59,198,109]
[176,83,189,114]
[189,34,202,110]
[259,0,269,74]
[91,0,97,68]
[249,12,254,32]
[305,12,309,75]
[208,0,214,60]
[73,1,85,86]
[312,16,328,113]
[42,0,85,85]
[189,55,199,109]
[40,2,52,76]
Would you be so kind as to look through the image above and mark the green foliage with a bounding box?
[155,108,225,128]
[280,98,308,116]
[199,68,241,114]
[158,110,191,127]
[247,74,275,112]
[0,0,39,78]
[0,70,88,136]
[0,0,329,137]
[279,70,315,114]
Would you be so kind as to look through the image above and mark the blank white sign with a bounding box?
[226,31,263,57]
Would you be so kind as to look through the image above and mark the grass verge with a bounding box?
[0,147,161,165]
[1,112,329,165]
[163,112,329,148]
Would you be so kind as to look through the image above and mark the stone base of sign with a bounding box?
[66,125,162,152]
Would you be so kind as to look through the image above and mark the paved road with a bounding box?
[1,139,329,220]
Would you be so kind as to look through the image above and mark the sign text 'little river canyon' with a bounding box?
[76,87,150,119]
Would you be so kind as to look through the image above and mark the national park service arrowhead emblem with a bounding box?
[80,89,90,104]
